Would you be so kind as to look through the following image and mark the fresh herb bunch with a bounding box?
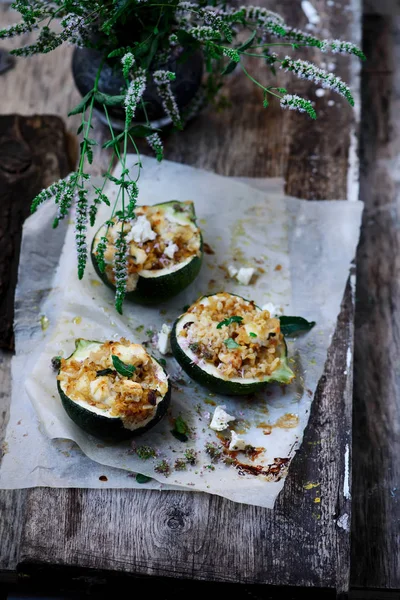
[2,1,365,313]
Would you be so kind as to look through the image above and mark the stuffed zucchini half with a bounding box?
[57,338,171,441]
[171,293,295,396]
[91,201,203,305]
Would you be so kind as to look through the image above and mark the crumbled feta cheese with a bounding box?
[126,273,139,292]
[125,215,156,244]
[261,302,283,316]
[164,242,178,259]
[229,430,247,451]
[157,323,172,355]
[209,406,235,431]
[236,267,255,285]
[228,264,238,278]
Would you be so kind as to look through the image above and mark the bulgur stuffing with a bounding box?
[178,293,285,380]
[94,202,201,291]
[57,338,168,429]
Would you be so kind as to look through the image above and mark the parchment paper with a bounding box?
[0,156,363,508]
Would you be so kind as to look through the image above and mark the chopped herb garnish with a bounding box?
[146,328,154,337]
[217,316,243,329]
[51,356,62,371]
[154,460,171,476]
[96,368,115,377]
[279,316,316,336]
[136,473,152,484]
[205,442,222,462]
[184,449,197,465]
[223,338,241,349]
[136,446,156,460]
[204,464,215,471]
[171,415,190,442]
[158,358,167,367]
[135,325,144,333]
[174,458,187,471]
[223,456,235,466]
[249,332,257,338]
[111,354,136,377]
[189,342,200,354]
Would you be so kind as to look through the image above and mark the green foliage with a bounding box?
[14,0,363,313]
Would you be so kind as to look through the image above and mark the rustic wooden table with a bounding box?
[1,1,398,598]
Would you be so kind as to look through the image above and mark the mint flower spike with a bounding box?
[146,133,164,162]
[153,70,182,130]
[280,57,355,107]
[75,189,88,280]
[124,68,147,125]
[321,39,366,60]
[280,94,317,120]
[113,225,129,314]
[121,52,135,79]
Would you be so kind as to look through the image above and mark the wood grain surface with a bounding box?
[351,13,400,590]
[0,0,361,595]
[0,115,72,349]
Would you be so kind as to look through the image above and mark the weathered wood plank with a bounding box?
[0,115,73,349]
[351,13,400,590]
[0,0,360,593]
[0,349,26,576]
[19,281,353,591]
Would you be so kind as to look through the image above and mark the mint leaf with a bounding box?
[224,338,241,349]
[279,316,316,336]
[96,368,115,377]
[136,473,152,484]
[171,415,189,442]
[217,316,243,329]
[111,355,136,377]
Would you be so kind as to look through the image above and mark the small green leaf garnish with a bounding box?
[171,415,190,442]
[279,316,316,336]
[217,316,243,329]
[249,332,257,338]
[111,355,136,377]
[158,358,167,367]
[96,368,115,377]
[135,325,144,332]
[51,356,62,371]
[136,473,152,484]
[224,338,241,349]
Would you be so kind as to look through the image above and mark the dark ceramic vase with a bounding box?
[72,46,204,129]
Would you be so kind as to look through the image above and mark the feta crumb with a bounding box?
[228,264,238,278]
[125,215,157,244]
[164,242,178,259]
[229,430,247,451]
[236,267,255,285]
[209,406,235,431]
[261,302,283,316]
[157,324,172,355]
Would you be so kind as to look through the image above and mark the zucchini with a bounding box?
[91,200,203,305]
[171,293,295,396]
[57,338,171,441]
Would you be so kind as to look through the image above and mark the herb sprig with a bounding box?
[217,315,243,329]
[5,1,365,312]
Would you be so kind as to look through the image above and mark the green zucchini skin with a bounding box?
[57,379,171,442]
[57,340,171,442]
[171,294,295,396]
[91,236,203,306]
[91,200,203,305]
